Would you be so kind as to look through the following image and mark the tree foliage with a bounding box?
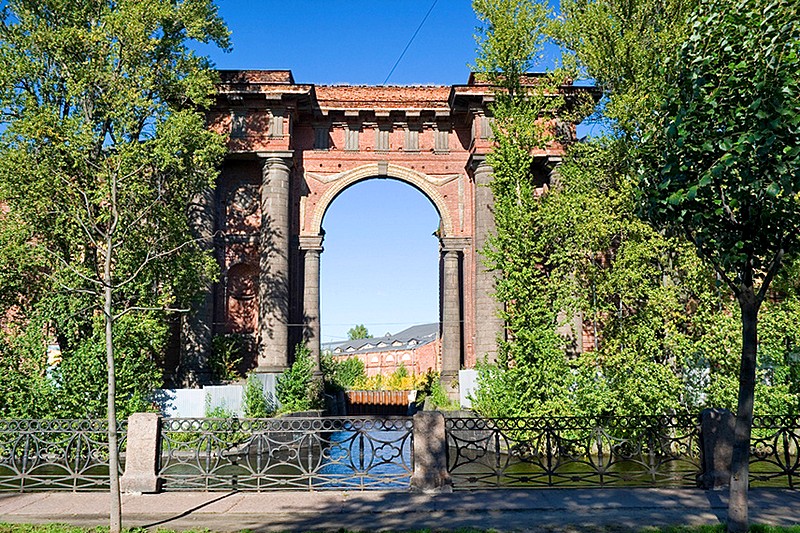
[276,344,323,413]
[470,0,800,430]
[321,352,366,392]
[470,0,577,418]
[638,0,800,529]
[346,324,370,340]
[0,1,229,530]
[556,0,698,136]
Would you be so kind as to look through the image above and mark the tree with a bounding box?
[470,0,594,417]
[0,1,229,531]
[555,0,697,137]
[347,324,370,340]
[638,0,800,530]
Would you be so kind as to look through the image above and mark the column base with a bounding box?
[440,371,460,404]
[255,366,287,373]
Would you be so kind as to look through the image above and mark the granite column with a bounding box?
[472,157,503,363]
[258,155,292,372]
[299,235,324,372]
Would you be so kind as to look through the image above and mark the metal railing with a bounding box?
[1,413,798,492]
[445,415,702,489]
[750,415,800,488]
[158,416,413,490]
[0,419,127,491]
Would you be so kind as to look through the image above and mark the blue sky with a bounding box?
[199,1,568,343]
[199,1,479,86]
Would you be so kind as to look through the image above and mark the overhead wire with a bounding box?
[382,0,440,85]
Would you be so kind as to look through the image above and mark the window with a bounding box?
[231,110,247,138]
[314,126,329,150]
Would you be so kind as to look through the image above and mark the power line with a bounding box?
[382,0,439,85]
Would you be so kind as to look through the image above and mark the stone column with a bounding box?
[299,234,324,372]
[258,155,292,372]
[472,157,503,363]
[440,237,468,400]
[179,185,214,387]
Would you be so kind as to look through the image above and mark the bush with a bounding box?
[276,343,322,413]
[320,352,366,392]
[416,370,459,411]
[243,373,274,418]
[209,334,244,383]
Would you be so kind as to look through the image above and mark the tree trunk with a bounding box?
[727,289,760,533]
[105,268,121,533]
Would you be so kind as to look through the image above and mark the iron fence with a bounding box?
[1,413,798,492]
[749,415,800,488]
[445,415,701,489]
[158,416,413,490]
[0,419,127,491]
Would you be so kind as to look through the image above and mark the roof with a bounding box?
[314,86,451,111]
[322,323,439,356]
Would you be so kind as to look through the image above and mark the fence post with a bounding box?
[120,412,162,493]
[699,408,734,489]
[410,411,453,492]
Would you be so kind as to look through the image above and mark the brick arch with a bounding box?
[306,163,455,237]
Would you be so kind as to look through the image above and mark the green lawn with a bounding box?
[2,526,800,533]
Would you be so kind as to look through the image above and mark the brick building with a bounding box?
[324,323,440,377]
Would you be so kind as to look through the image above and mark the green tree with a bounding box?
[320,352,366,392]
[470,0,588,417]
[541,140,713,417]
[0,1,229,530]
[555,0,698,137]
[243,373,274,418]
[638,0,800,529]
[346,324,370,340]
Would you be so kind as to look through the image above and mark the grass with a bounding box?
[3,525,800,533]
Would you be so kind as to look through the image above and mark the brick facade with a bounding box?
[181,70,593,390]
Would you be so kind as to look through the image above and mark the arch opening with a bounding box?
[317,178,442,378]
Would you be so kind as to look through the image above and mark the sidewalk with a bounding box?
[1,488,800,532]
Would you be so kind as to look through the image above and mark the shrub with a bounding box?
[209,334,244,383]
[320,352,366,392]
[243,373,274,418]
[276,344,322,413]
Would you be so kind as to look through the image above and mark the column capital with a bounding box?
[467,153,492,174]
[257,151,294,171]
[298,234,324,252]
[440,236,471,252]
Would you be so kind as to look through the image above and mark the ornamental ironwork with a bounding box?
[0,419,127,491]
[445,415,701,489]
[749,415,800,488]
[159,416,413,490]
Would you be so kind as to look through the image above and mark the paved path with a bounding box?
[1,488,800,532]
